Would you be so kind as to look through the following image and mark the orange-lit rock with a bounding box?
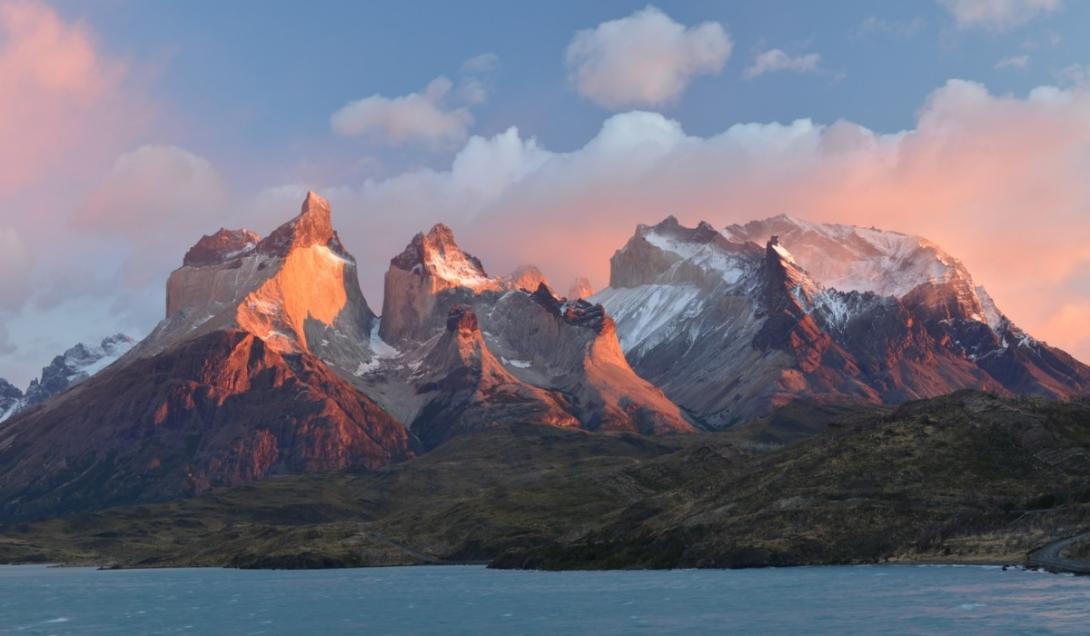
[139,192,379,379]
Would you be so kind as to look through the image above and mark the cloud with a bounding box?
[0,0,144,197]
[298,79,1090,367]
[0,323,15,356]
[0,227,33,312]
[744,49,822,79]
[72,145,228,294]
[938,0,1061,31]
[460,53,498,74]
[457,53,498,106]
[1055,64,1089,87]
[995,54,1030,70]
[565,6,731,109]
[330,77,473,147]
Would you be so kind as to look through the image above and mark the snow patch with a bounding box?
[424,245,497,291]
[593,284,703,353]
[643,230,747,283]
[501,357,532,369]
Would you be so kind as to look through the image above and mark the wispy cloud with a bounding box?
[938,0,1061,31]
[744,49,822,79]
[995,54,1030,70]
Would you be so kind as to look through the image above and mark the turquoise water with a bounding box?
[1,564,1087,635]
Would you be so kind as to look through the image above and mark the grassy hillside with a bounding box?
[2,392,1088,570]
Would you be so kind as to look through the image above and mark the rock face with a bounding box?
[379,224,501,346]
[138,191,378,380]
[364,225,693,435]
[411,305,579,450]
[0,329,410,521]
[594,215,1090,427]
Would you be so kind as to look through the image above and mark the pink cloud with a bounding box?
[0,0,146,197]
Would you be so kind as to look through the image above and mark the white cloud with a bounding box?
[995,54,1030,70]
[744,49,822,79]
[565,6,732,109]
[938,0,1061,31]
[330,77,473,147]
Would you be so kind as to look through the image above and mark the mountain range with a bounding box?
[594,215,1090,427]
[0,192,1087,521]
[0,334,134,423]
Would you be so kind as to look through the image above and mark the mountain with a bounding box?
[0,193,411,520]
[410,304,579,450]
[567,277,594,300]
[593,215,1090,427]
[0,329,409,521]
[134,191,379,382]
[503,264,552,294]
[0,334,135,423]
[369,224,692,435]
[0,194,691,521]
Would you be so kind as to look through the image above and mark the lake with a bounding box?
[1,564,1087,634]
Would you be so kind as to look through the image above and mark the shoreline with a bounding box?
[0,557,1052,574]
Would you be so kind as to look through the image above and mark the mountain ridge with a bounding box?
[593,214,1090,427]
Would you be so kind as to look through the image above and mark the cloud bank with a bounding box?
[565,6,731,109]
[296,79,1090,366]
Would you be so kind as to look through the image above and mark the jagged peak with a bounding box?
[763,235,820,306]
[529,282,565,315]
[425,222,456,243]
[301,190,330,216]
[567,277,594,299]
[766,235,798,266]
[0,378,22,399]
[528,282,609,333]
[636,215,743,251]
[390,223,498,291]
[505,264,551,293]
[257,191,347,258]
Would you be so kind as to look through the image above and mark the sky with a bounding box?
[1,0,1090,386]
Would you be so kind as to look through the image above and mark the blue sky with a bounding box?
[50,0,1090,179]
[1,0,1090,386]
